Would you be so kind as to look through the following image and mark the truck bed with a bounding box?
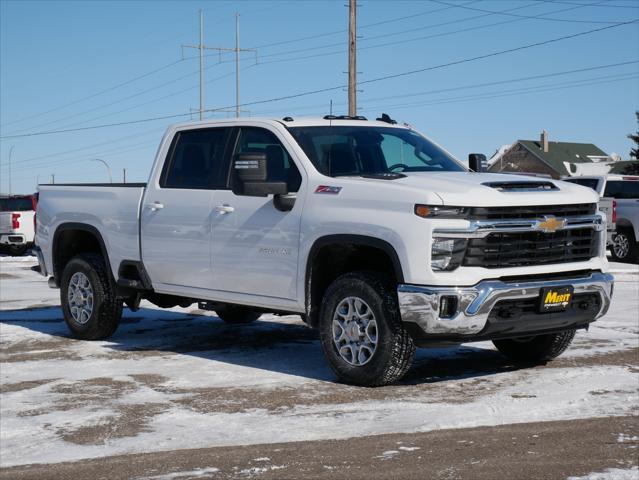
[37,183,146,279]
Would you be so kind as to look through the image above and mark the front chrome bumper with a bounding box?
[397,272,614,337]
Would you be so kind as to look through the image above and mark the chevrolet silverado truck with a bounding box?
[563,174,638,263]
[34,116,614,386]
[0,194,37,256]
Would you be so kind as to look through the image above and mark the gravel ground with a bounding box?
[1,255,637,479]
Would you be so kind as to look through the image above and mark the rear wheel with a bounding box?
[215,305,261,324]
[611,228,638,263]
[318,271,415,387]
[493,329,576,364]
[60,253,122,340]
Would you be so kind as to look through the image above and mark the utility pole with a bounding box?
[183,12,256,120]
[51,174,55,184]
[7,145,14,195]
[123,168,127,183]
[235,13,241,118]
[183,10,206,120]
[348,0,357,116]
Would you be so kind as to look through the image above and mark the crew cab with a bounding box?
[34,116,614,386]
[0,194,37,256]
[562,174,639,263]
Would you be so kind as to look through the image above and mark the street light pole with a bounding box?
[90,158,112,183]
[7,145,15,195]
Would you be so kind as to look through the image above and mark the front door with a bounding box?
[210,126,304,301]
[141,126,233,291]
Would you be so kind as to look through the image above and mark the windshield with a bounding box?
[288,126,465,177]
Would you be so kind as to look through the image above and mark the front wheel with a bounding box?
[60,253,123,340]
[319,271,415,387]
[493,329,576,364]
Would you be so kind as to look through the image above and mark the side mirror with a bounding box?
[274,193,296,212]
[468,153,487,172]
[232,152,287,197]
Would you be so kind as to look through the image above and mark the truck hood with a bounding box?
[388,171,599,206]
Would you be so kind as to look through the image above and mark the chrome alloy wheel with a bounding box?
[67,272,94,325]
[613,233,630,259]
[332,296,378,366]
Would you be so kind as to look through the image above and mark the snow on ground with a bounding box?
[1,256,638,467]
[567,466,639,480]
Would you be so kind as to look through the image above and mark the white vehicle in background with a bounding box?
[562,175,639,263]
[34,116,614,386]
[0,194,37,256]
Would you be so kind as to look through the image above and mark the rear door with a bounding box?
[141,127,233,290]
[210,126,304,301]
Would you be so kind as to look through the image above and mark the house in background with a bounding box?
[488,130,617,178]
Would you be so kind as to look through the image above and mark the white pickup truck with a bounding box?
[35,116,614,386]
[0,194,37,256]
[562,175,639,263]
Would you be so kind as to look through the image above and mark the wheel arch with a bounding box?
[52,223,113,287]
[304,234,405,328]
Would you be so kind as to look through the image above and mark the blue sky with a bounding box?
[1,0,638,193]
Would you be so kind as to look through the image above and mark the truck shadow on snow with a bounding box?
[0,305,522,385]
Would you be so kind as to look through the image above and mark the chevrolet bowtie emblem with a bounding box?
[536,215,567,233]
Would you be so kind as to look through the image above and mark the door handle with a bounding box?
[215,204,235,214]
[147,201,164,211]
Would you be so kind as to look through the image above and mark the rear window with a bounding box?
[603,180,639,199]
[564,178,599,191]
[0,197,33,211]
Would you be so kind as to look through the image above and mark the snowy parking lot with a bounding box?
[1,255,638,479]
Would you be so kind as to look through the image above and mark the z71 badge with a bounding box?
[314,185,342,194]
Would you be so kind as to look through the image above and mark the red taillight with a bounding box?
[11,213,21,229]
[612,199,617,224]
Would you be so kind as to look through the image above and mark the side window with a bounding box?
[604,181,639,199]
[162,128,231,189]
[234,127,302,192]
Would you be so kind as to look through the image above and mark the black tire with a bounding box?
[8,244,28,256]
[215,305,261,324]
[493,329,576,364]
[610,228,638,263]
[60,253,122,340]
[318,271,415,387]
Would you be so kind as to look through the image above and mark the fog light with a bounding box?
[431,238,467,271]
[439,295,459,318]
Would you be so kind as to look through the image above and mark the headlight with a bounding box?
[431,237,467,271]
[415,204,469,219]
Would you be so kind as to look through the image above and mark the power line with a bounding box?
[361,72,639,111]
[249,60,638,115]
[0,59,188,129]
[251,0,481,50]
[2,19,635,140]
[356,19,638,87]
[250,0,604,65]
[431,0,631,23]
[0,127,163,168]
[538,0,639,8]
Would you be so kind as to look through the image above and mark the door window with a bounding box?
[161,128,232,189]
[233,128,302,192]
